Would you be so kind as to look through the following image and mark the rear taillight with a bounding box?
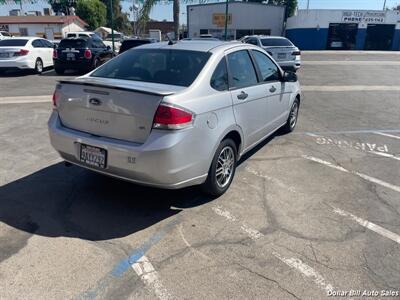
[84,49,92,59]
[53,49,58,59]
[52,86,61,109]
[13,49,29,56]
[292,51,301,56]
[153,104,193,130]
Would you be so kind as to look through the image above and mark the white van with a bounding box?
[65,32,98,39]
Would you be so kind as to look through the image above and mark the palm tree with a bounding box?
[137,0,180,40]
[173,0,180,39]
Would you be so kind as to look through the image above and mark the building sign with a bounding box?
[212,13,232,27]
[342,11,386,23]
[0,25,9,32]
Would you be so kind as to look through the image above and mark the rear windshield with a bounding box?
[91,49,211,87]
[261,38,293,47]
[0,39,28,46]
[58,39,88,48]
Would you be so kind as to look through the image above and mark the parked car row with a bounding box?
[0,34,159,74]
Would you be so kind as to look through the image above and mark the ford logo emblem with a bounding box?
[89,98,102,106]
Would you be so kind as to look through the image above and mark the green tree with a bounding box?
[75,0,107,30]
[48,0,75,15]
[136,0,180,39]
[101,0,132,34]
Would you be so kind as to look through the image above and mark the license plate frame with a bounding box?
[278,53,286,59]
[66,52,76,60]
[79,144,107,169]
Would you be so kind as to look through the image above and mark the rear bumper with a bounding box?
[54,59,92,70]
[0,57,35,69]
[48,112,209,189]
[278,59,301,70]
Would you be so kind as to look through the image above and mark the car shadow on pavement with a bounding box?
[39,69,84,77]
[0,162,212,241]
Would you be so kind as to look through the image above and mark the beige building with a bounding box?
[0,16,87,40]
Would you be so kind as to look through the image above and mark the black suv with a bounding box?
[53,36,113,74]
[119,39,156,54]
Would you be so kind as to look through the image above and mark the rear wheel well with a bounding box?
[222,131,242,154]
[296,94,301,104]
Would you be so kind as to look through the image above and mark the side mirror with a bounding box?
[106,45,111,51]
[282,71,297,82]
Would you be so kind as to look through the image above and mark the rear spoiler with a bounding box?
[58,80,175,97]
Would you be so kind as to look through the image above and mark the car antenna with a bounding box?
[166,34,175,45]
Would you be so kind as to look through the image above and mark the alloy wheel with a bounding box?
[215,146,235,188]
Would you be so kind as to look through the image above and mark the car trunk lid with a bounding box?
[264,46,297,62]
[0,47,23,59]
[56,77,185,144]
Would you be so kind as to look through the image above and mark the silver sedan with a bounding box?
[242,35,301,71]
[48,40,301,196]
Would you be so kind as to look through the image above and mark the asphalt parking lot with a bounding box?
[1,51,400,300]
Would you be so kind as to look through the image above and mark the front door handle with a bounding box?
[269,86,277,93]
[237,91,248,100]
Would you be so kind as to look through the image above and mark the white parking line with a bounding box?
[302,155,400,193]
[272,252,334,293]
[212,205,334,294]
[302,85,400,92]
[373,132,400,140]
[333,207,400,244]
[370,151,400,161]
[0,95,52,104]
[131,256,174,300]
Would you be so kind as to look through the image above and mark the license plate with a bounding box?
[67,53,75,60]
[0,53,9,58]
[80,144,107,169]
[278,53,286,59]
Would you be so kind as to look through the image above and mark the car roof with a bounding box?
[250,35,289,39]
[139,40,242,53]
[66,31,95,34]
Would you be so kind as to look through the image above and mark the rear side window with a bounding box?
[246,38,259,46]
[227,50,258,89]
[32,39,44,48]
[261,38,293,47]
[252,50,280,82]
[210,59,229,91]
[58,39,88,49]
[0,39,28,46]
[91,49,211,87]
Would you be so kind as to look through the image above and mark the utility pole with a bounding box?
[307,0,310,10]
[383,0,387,10]
[224,0,229,41]
[110,0,115,54]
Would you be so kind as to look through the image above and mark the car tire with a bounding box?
[93,58,100,70]
[55,67,65,75]
[34,58,43,74]
[201,138,237,197]
[281,98,300,134]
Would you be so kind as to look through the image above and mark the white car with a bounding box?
[0,31,12,40]
[65,31,98,39]
[0,37,54,73]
